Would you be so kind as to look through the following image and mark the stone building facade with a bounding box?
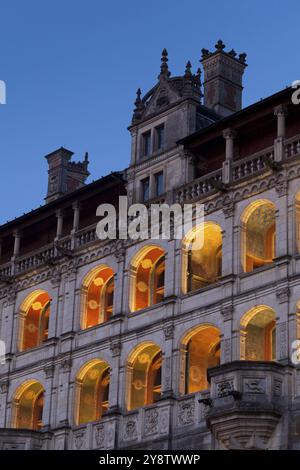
[0,41,300,450]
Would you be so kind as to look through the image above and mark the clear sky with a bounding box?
[0,0,298,224]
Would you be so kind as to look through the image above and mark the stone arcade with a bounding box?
[0,41,300,450]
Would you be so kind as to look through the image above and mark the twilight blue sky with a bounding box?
[0,0,298,224]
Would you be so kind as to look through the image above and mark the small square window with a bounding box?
[142,131,151,158]
[155,172,164,197]
[141,177,150,202]
[155,125,165,151]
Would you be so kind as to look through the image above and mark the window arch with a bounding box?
[180,325,221,394]
[240,306,276,361]
[241,200,276,273]
[126,342,162,410]
[81,265,115,329]
[19,290,51,351]
[182,222,222,294]
[130,246,165,312]
[75,359,110,425]
[12,380,44,430]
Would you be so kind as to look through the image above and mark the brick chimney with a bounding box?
[201,40,247,117]
[45,147,89,203]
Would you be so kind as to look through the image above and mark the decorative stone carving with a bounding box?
[74,430,86,450]
[144,408,159,436]
[0,380,9,394]
[95,424,105,448]
[44,364,55,379]
[217,380,234,397]
[275,178,288,197]
[110,341,122,357]
[60,357,72,372]
[276,286,290,304]
[163,324,174,340]
[243,378,266,394]
[177,400,195,426]
[279,322,287,359]
[222,202,235,218]
[123,418,137,441]
[221,305,234,321]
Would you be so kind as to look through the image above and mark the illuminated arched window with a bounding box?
[180,325,221,394]
[240,306,276,361]
[182,222,222,294]
[75,359,110,425]
[241,200,276,273]
[12,380,44,430]
[19,290,51,351]
[81,266,115,329]
[127,343,162,410]
[130,246,165,312]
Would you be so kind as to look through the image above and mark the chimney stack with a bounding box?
[45,147,89,204]
[201,40,247,117]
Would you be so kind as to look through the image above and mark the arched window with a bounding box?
[182,222,222,294]
[127,343,162,410]
[241,200,276,272]
[180,325,221,394]
[75,359,110,425]
[240,306,276,361]
[130,246,165,312]
[19,290,51,351]
[12,380,44,430]
[81,266,115,329]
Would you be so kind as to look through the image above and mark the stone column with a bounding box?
[275,180,288,259]
[220,305,233,363]
[55,209,64,241]
[71,202,80,249]
[108,341,122,411]
[274,105,288,162]
[161,323,174,397]
[61,267,77,335]
[222,203,235,276]
[55,358,72,426]
[42,365,55,430]
[222,129,236,184]
[0,380,9,427]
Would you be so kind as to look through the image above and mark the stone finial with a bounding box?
[238,52,247,64]
[159,48,171,80]
[184,60,192,80]
[228,49,237,58]
[132,88,145,123]
[215,39,226,51]
[201,48,210,59]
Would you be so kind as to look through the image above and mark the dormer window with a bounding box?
[142,131,151,158]
[155,125,165,151]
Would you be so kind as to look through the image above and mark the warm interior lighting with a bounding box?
[240,306,276,361]
[131,246,165,312]
[127,343,162,410]
[76,360,110,425]
[20,290,51,351]
[82,266,114,329]
[241,200,276,272]
[182,325,221,394]
[13,380,44,430]
[183,222,222,293]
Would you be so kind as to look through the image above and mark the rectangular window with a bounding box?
[155,125,165,151]
[142,131,151,158]
[141,177,150,202]
[155,171,164,197]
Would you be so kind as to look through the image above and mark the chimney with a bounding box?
[45,147,89,203]
[201,40,247,117]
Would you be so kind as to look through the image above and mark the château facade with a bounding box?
[1,41,300,450]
